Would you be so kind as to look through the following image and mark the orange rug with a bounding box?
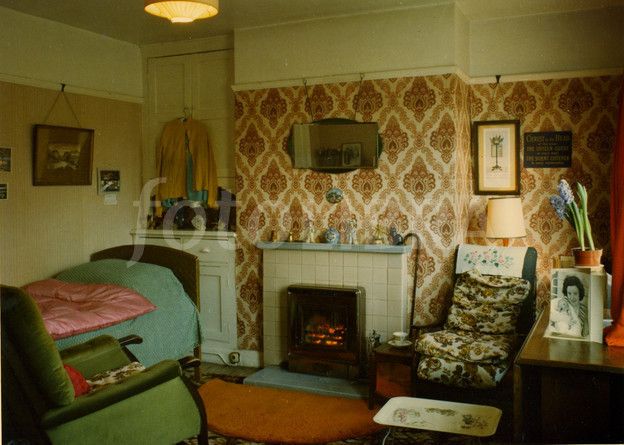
[198,379,384,444]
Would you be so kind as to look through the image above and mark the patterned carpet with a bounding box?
[183,364,483,445]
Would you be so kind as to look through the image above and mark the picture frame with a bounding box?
[98,169,120,194]
[471,120,520,195]
[544,267,606,344]
[0,148,11,172]
[0,183,7,200]
[32,124,94,186]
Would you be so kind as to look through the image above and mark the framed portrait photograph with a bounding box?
[0,183,7,200]
[545,268,606,343]
[471,120,520,195]
[341,142,362,167]
[32,124,94,186]
[98,169,120,194]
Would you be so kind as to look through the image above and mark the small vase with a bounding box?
[572,248,603,267]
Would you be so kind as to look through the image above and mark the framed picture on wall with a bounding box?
[0,148,11,172]
[98,169,120,194]
[32,124,94,186]
[471,120,520,195]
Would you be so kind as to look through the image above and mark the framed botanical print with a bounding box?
[32,124,94,186]
[471,120,520,195]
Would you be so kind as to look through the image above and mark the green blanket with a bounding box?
[55,259,203,367]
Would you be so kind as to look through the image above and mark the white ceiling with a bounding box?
[0,0,623,45]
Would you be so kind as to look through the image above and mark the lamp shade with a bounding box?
[144,0,219,23]
[486,197,527,239]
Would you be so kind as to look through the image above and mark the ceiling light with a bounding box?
[144,0,219,23]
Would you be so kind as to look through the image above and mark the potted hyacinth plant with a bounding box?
[549,179,602,266]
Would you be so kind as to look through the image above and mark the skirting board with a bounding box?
[202,347,261,368]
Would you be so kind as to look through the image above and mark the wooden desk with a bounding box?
[514,310,624,443]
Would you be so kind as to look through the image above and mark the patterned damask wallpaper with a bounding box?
[467,76,620,308]
[233,73,620,351]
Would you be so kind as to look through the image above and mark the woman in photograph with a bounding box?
[550,274,588,337]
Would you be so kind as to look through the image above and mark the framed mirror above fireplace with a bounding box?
[287,118,382,173]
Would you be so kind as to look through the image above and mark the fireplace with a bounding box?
[287,284,365,379]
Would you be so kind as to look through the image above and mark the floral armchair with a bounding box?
[411,244,537,438]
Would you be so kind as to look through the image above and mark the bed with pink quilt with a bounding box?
[23,244,203,367]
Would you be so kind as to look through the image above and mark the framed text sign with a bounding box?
[524,131,572,168]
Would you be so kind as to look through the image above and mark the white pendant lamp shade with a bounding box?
[144,0,219,23]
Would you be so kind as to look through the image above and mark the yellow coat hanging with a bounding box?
[156,118,218,207]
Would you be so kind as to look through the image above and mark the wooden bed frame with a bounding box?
[90,244,202,375]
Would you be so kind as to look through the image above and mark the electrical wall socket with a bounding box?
[228,352,240,365]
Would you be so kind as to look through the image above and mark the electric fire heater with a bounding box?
[287,284,365,379]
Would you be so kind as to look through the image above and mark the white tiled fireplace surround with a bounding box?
[258,242,411,366]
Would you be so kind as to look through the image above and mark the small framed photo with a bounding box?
[98,169,120,194]
[545,268,606,343]
[33,124,94,186]
[471,120,520,195]
[0,183,7,199]
[0,148,11,172]
[342,142,361,167]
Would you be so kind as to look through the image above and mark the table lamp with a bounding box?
[486,197,526,246]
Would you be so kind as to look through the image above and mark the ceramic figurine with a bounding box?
[304,220,317,243]
[324,227,340,244]
[372,224,386,245]
[388,226,404,245]
[344,218,357,244]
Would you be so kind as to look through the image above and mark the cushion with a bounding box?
[1,286,74,406]
[416,355,509,389]
[64,364,90,397]
[86,361,146,392]
[444,269,530,334]
[24,279,157,340]
[416,329,515,364]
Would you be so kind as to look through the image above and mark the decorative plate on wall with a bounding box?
[325,187,344,204]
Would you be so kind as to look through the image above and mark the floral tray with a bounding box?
[373,396,502,437]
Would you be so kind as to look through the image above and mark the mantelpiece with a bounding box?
[257,241,411,254]
[258,241,412,367]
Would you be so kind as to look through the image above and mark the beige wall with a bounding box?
[234,4,457,86]
[469,6,624,77]
[0,81,142,286]
[233,4,624,87]
[0,6,142,101]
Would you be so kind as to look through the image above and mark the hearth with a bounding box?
[287,284,365,379]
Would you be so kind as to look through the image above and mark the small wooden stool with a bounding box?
[368,342,413,409]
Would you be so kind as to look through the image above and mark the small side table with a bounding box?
[368,342,413,409]
[373,396,502,444]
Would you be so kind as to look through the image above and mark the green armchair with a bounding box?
[1,285,207,445]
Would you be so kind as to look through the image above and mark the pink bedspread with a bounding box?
[24,279,157,340]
